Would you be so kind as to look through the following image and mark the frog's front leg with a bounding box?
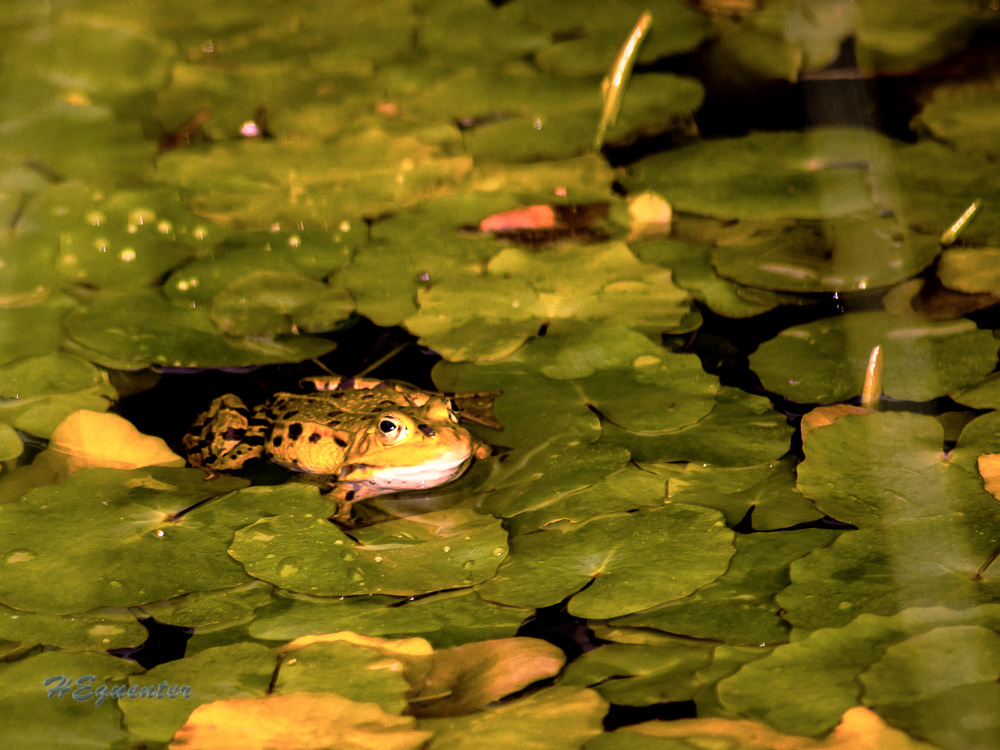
[183,394,268,471]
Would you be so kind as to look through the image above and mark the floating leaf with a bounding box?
[0,467,252,614]
[244,589,532,650]
[171,692,430,750]
[561,640,712,706]
[229,508,507,597]
[47,411,185,471]
[139,581,274,628]
[717,605,1000,737]
[407,244,695,361]
[0,650,142,750]
[410,637,566,717]
[937,246,1000,295]
[210,271,355,336]
[710,217,940,293]
[477,504,734,619]
[417,686,606,750]
[0,602,146,651]
[610,529,840,646]
[624,129,887,221]
[64,290,335,369]
[121,644,276,745]
[749,312,998,403]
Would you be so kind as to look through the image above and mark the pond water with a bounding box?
[3,1,1000,748]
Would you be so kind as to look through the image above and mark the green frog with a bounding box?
[183,376,491,522]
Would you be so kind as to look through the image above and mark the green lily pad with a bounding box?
[434,326,718,442]
[164,227,359,306]
[452,71,705,161]
[951,371,1000,410]
[229,507,508,596]
[855,0,989,73]
[710,217,940,293]
[210,271,355,336]
[861,627,1000,750]
[0,603,147,651]
[0,294,75,367]
[406,243,695,361]
[0,353,117,438]
[937,246,1000,295]
[0,467,253,614]
[244,589,532,650]
[601,386,794,466]
[139,581,274,628]
[64,289,336,369]
[610,529,841,646]
[121,643,276,745]
[0,100,155,187]
[624,129,887,221]
[275,640,412,714]
[477,445,669,533]
[749,312,998,403]
[716,604,1000,737]
[0,650,142,750]
[561,641,713,706]
[915,81,1000,158]
[418,686,607,750]
[634,238,811,318]
[155,127,473,228]
[0,424,22,461]
[477,504,734,619]
[665,459,823,530]
[782,412,1000,629]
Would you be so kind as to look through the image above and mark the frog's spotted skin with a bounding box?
[183,377,490,522]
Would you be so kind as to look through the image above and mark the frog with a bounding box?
[183,376,491,523]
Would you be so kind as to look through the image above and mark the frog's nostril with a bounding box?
[417,424,436,438]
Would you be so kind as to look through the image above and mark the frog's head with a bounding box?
[339,398,490,492]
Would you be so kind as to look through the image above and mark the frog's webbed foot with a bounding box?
[321,482,364,528]
[183,394,266,471]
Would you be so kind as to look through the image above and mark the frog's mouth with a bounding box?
[356,453,474,491]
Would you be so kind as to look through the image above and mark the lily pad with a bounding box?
[601,386,793,466]
[418,686,606,750]
[860,627,1000,750]
[937,246,1000,295]
[0,467,253,614]
[0,294,75,367]
[0,602,147,651]
[164,228,359,306]
[561,640,713,706]
[155,127,473,229]
[410,637,566,717]
[634,237,811,318]
[782,412,1000,629]
[477,504,734,619]
[120,643,276,745]
[477,445,669,533]
[0,650,142,750]
[406,243,695,361]
[717,604,1000,737]
[173,692,430,750]
[624,129,888,221]
[274,639,413,714]
[139,581,274,628]
[64,289,336,369]
[434,326,718,441]
[210,271,355,336]
[710,217,940,293]
[609,529,841,646]
[915,81,1000,158]
[749,312,998,403]
[244,589,532,650]
[229,507,508,596]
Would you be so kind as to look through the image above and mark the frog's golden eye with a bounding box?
[376,414,408,445]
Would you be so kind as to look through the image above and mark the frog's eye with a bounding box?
[376,414,408,445]
[446,399,460,423]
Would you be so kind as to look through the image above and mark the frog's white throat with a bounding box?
[363,453,474,491]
